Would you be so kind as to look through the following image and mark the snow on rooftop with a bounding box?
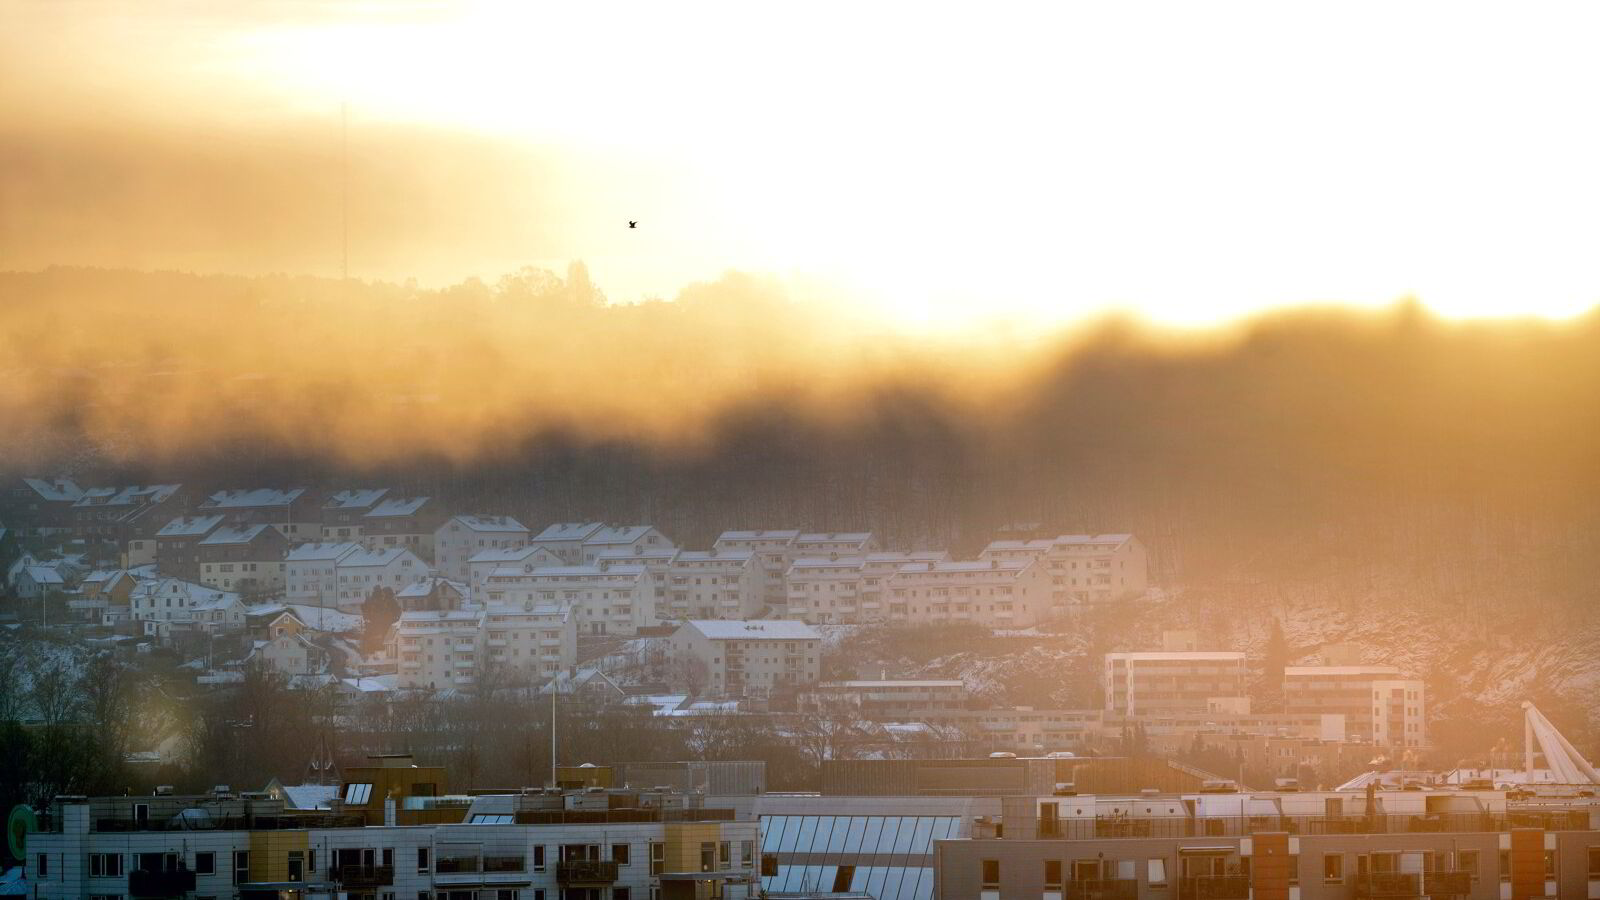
[396,577,467,598]
[249,603,364,633]
[202,488,305,508]
[1284,665,1405,676]
[674,549,754,562]
[582,525,658,545]
[716,529,800,542]
[796,532,873,543]
[339,547,417,567]
[452,514,528,533]
[684,619,821,640]
[534,522,605,542]
[790,556,867,569]
[323,488,389,509]
[21,477,83,502]
[467,545,553,564]
[197,524,273,545]
[365,496,430,517]
[157,515,224,537]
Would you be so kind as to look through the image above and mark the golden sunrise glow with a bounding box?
[5,2,1600,332]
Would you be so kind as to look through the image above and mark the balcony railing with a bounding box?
[1065,878,1139,900]
[1423,871,1474,896]
[1180,875,1251,900]
[1354,873,1421,898]
[331,864,395,887]
[128,867,197,898]
[557,859,621,884]
[1030,811,1580,841]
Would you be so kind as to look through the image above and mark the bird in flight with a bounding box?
[628,220,637,229]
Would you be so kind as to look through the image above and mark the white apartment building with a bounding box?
[859,551,948,615]
[579,525,674,564]
[1283,665,1427,748]
[1103,650,1249,717]
[785,556,867,624]
[483,565,654,635]
[530,522,606,563]
[884,558,1055,628]
[662,549,762,620]
[395,603,576,690]
[713,530,801,607]
[285,541,361,607]
[668,619,822,698]
[466,545,564,597]
[434,514,530,583]
[596,547,680,624]
[979,532,1149,611]
[129,577,246,636]
[335,547,431,610]
[319,487,389,541]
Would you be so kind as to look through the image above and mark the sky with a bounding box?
[4,1,1600,330]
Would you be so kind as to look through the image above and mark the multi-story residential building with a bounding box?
[662,549,762,620]
[668,619,822,698]
[595,547,680,624]
[335,546,431,610]
[980,532,1149,611]
[579,525,675,564]
[196,487,321,542]
[859,551,949,615]
[802,679,971,717]
[319,487,389,541]
[360,495,446,560]
[64,569,140,624]
[466,545,564,597]
[530,522,607,564]
[67,483,185,541]
[885,558,1056,628]
[129,577,245,637]
[394,603,576,690]
[713,530,801,607]
[1104,650,1249,718]
[154,514,224,580]
[2,476,84,535]
[933,786,1595,900]
[484,565,654,635]
[25,781,762,900]
[285,541,362,607]
[785,556,868,624]
[196,523,290,595]
[434,514,531,583]
[395,576,472,612]
[1284,665,1427,748]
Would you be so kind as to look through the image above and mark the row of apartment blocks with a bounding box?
[18,751,1600,900]
[1104,635,1427,748]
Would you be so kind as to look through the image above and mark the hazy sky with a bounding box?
[5,1,1600,329]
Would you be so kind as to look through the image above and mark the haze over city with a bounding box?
[2,4,1599,900]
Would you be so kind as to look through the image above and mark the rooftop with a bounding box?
[200,488,305,509]
[365,496,430,518]
[685,619,822,641]
[451,514,528,533]
[156,515,224,537]
[197,524,273,545]
[534,522,606,542]
[323,488,389,509]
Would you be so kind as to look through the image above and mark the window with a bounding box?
[287,851,304,882]
[1046,860,1064,888]
[1324,854,1344,884]
[1459,850,1479,880]
[1589,848,1600,878]
[234,851,250,885]
[700,842,715,872]
[612,844,630,866]
[982,859,1000,888]
[195,851,215,876]
[343,782,373,804]
[741,840,754,868]
[719,841,730,868]
[36,854,47,878]
[1148,858,1168,889]
[418,848,431,873]
[532,846,546,872]
[650,843,665,876]
[90,853,124,877]
[1499,850,1511,882]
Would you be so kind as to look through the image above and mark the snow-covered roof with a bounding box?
[339,547,420,568]
[132,577,239,605]
[716,529,800,542]
[450,514,528,533]
[21,476,83,502]
[467,545,554,564]
[72,484,181,508]
[24,566,64,585]
[201,488,305,508]
[866,550,948,563]
[190,593,243,612]
[594,548,678,563]
[198,524,274,545]
[278,783,340,810]
[790,557,866,570]
[396,577,468,599]
[683,619,821,641]
[323,488,389,509]
[340,674,399,693]
[796,531,873,543]
[582,525,658,545]
[895,559,1031,574]
[365,496,430,518]
[981,539,1057,553]
[534,522,605,542]
[249,603,364,633]
[287,541,362,562]
[157,515,224,537]
[1053,533,1134,547]
[521,565,643,578]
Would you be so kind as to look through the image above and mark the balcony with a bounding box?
[331,864,395,888]
[557,859,620,884]
[128,867,197,898]
[1180,875,1251,900]
[1354,873,1421,898]
[1423,872,1473,897]
[1066,879,1140,900]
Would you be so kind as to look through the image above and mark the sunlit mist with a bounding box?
[4,2,1600,329]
